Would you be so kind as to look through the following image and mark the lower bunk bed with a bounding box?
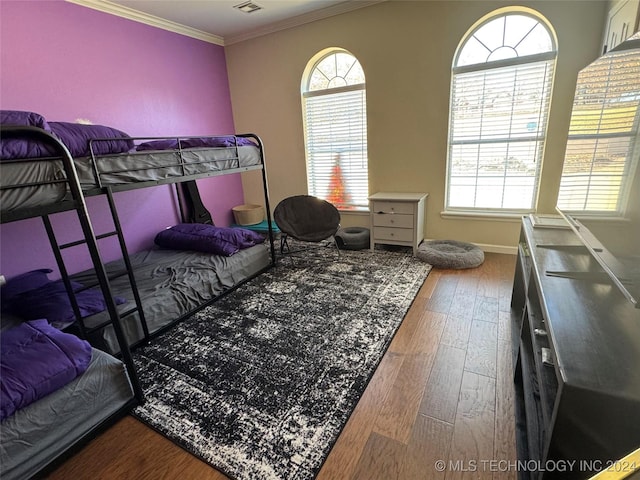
[0,319,135,480]
[72,241,272,353]
[0,240,270,478]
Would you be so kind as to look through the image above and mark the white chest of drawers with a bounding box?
[368,192,427,255]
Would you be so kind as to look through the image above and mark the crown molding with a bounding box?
[67,0,386,47]
[225,0,387,45]
[66,0,225,46]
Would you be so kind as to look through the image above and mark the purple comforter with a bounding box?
[0,320,92,420]
[136,136,256,151]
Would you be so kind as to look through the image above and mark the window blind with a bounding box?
[303,87,368,209]
[447,59,554,211]
[557,48,640,214]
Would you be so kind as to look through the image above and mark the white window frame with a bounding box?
[301,49,369,210]
[445,10,557,215]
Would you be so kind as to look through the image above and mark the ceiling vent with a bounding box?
[233,1,263,13]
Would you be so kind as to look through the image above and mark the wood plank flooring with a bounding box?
[49,252,517,480]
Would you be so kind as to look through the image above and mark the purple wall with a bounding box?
[0,0,245,278]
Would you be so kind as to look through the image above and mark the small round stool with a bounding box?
[416,240,484,269]
[335,227,370,250]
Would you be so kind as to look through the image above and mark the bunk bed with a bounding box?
[1,124,139,480]
[0,111,276,478]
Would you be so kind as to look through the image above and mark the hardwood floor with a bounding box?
[49,252,518,480]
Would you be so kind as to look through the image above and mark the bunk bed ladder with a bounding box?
[3,126,145,403]
[39,213,145,403]
[40,194,151,348]
[41,215,91,340]
[104,186,150,342]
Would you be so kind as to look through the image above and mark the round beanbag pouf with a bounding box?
[416,239,484,269]
[335,227,370,250]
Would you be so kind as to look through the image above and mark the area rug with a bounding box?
[132,246,431,480]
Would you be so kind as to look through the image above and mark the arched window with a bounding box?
[302,49,368,209]
[446,10,557,212]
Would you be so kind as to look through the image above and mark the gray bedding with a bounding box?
[0,348,134,480]
[71,244,271,353]
[0,145,261,213]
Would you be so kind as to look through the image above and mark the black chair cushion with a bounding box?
[274,195,340,242]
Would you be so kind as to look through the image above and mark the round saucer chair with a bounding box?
[273,195,341,257]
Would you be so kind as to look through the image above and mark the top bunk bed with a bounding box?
[0,110,267,223]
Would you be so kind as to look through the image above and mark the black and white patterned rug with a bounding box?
[132,246,431,480]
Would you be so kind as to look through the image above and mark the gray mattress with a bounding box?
[0,145,261,213]
[0,348,134,480]
[70,244,271,354]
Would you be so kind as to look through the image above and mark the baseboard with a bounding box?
[475,243,518,255]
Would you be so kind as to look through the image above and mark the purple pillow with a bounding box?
[0,111,57,159]
[1,269,53,308]
[1,319,92,420]
[8,280,126,327]
[155,223,265,256]
[0,110,52,131]
[48,122,134,157]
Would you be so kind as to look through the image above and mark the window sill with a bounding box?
[560,212,630,223]
[440,210,526,222]
[338,208,369,215]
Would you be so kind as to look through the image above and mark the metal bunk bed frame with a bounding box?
[1,126,277,352]
[0,125,144,403]
[1,126,276,478]
[88,133,277,351]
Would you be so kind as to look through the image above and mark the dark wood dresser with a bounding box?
[511,216,640,479]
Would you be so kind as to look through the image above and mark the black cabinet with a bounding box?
[511,217,640,479]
